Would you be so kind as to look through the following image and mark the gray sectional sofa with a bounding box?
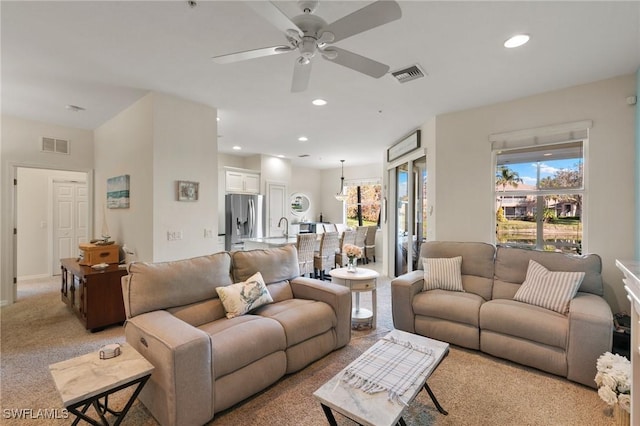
[121,245,351,426]
[391,241,613,388]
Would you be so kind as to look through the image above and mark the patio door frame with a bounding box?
[384,147,427,278]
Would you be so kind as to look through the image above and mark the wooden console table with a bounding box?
[60,258,127,332]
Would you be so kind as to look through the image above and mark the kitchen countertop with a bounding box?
[244,236,299,247]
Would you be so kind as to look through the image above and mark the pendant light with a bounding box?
[335,160,348,202]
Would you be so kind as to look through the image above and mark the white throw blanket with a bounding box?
[340,336,434,405]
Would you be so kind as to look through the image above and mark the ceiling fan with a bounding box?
[212,0,402,92]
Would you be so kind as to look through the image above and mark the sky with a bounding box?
[505,159,579,187]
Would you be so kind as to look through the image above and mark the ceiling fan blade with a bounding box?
[246,1,303,38]
[291,59,312,93]
[212,46,294,64]
[322,0,401,43]
[322,47,389,78]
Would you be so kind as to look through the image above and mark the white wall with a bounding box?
[430,74,636,312]
[1,115,94,304]
[152,93,218,262]
[291,166,321,223]
[17,168,86,279]
[94,94,154,263]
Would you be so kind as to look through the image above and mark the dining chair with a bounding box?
[354,226,368,264]
[314,232,339,280]
[335,229,356,268]
[364,225,377,263]
[323,223,337,233]
[296,233,317,278]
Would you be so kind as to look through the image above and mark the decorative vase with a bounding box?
[614,405,630,426]
[347,257,357,273]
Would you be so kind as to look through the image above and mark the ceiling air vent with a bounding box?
[298,154,310,158]
[391,64,426,84]
[42,137,70,155]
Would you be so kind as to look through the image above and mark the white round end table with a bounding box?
[329,267,379,329]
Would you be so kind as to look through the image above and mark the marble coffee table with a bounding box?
[313,329,449,426]
[49,342,154,425]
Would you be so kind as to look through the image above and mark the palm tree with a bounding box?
[496,166,523,212]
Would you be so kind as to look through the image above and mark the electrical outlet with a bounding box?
[167,231,184,241]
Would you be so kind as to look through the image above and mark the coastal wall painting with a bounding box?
[107,175,130,209]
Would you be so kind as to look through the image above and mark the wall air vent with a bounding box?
[41,137,70,154]
[391,64,426,84]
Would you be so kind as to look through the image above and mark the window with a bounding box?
[345,183,381,228]
[495,141,584,254]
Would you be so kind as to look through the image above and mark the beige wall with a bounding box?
[1,115,94,304]
[152,93,218,262]
[94,94,154,263]
[431,74,636,312]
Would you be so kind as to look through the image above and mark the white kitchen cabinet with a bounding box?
[225,169,260,194]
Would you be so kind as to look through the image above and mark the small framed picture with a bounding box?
[177,181,199,201]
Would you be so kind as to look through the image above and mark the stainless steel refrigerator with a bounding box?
[225,194,265,251]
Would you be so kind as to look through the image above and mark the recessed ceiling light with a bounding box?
[277,155,285,158]
[504,34,530,48]
[216,117,220,121]
[65,104,85,112]
[312,99,327,106]
[298,136,308,142]
[232,146,241,151]
[543,153,552,157]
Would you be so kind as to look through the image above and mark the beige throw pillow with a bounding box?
[513,259,585,315]
[216,272,273,319]
[422,256,464,292]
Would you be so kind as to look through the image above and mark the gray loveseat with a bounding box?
[391,241,613,388]
[122,245,351,426]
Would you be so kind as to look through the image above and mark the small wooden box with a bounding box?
[79,243,120,266]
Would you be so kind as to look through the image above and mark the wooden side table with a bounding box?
[329,267,379,329]
[60,258,127,332]
[50,343,154,426]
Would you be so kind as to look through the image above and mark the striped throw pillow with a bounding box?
[513,260,585,315]
[422,256,464,292]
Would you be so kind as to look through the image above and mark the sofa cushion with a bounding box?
[124,252,233,317]
[232,245,300,286]
[199,315,286,378]
[413,289,484,327]
[422,256,464,292]
[418,241,495,300]
[167,298,225,327]
[216,272,273,318]
[255,298,336,347]
[513,260,585,314]
[480,299,569,349]
[494,246,603,298]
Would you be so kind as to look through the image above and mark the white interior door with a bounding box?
[52,181,88,274]
[267,182,287,237]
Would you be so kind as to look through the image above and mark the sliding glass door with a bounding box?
[394,156,427,276]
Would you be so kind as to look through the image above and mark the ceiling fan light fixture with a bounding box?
[335,160,348,202]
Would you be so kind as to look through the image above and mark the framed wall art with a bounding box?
[177,180,199,201]
[107,175,130,209]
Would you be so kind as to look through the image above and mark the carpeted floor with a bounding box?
[1,265,616,425]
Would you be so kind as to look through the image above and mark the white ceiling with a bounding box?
[2,1,639,169]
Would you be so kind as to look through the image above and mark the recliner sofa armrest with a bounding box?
[124,311,213,426]
[290,277,352,348]
[391,270,425,333]
[567,293,613,388]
